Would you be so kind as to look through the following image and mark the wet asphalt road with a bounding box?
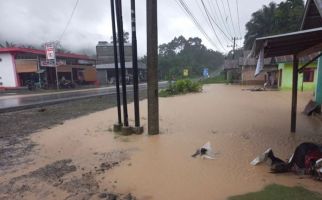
[0,82,168,113]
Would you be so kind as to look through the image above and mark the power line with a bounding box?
[200,0,232,43]
[219,0,235,38]
[179,0,219,49]
[175,0,220,50]
[200,0,227,51]
[235,0,242,38]
[59,0,80,42]
[213,0,233,38]
[195,0,228,50]
[225,0,237,37]
[207,0,233,39]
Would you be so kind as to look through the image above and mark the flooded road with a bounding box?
[1,84,322,200]
[0,82,168,112]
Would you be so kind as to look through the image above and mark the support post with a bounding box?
[147,0,159,135]
[131,0,143,134]
[110,0,122,128]
[291,55,299,133]
[115,0,129,127]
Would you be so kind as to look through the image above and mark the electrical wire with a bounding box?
[200,0,232,42]
[235,0,243,38]
[175,0,220,51]
[200,0,227,50]
[226,0,237,37]
[207,0,233,39]
[58,0,80,42]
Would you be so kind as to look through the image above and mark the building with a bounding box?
[250,0,322,132]
[96,41,132,64]
[95,41,146,85]
[240,51,278,86]
[0,47,96,89]
[223,59,241,83]
[276,55,318,91]
[96,62,146,85]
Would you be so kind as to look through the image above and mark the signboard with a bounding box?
[203,68,209,78]
[45,43,56,60]
[183,69,189,77]
[40,59,66,67]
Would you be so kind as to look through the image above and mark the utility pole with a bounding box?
[110,0,122,130]
[131,0,143,134]
[147,0,159,135]
[228,37,242,59]
[115,0,129,130]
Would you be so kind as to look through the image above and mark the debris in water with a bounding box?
[191,141,215,159]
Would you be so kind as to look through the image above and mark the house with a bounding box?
[240,51,277,86]
[0,47,96,89]
[251,0,322,132]
[276,55,318,91]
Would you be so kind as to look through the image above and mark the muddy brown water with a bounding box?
[1,84,322,200]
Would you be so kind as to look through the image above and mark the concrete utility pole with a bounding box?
[227,37,242,59]
[147,0,159,135]
[110,0,122,130]
[131,0,143,134]
[115,0,129,128]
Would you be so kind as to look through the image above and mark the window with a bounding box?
[303,68,315,82]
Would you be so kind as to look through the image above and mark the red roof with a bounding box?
[0,47,95,61]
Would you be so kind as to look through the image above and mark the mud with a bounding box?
[0,91,145,173]
[0,152,135,200]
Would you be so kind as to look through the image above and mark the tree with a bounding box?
[110,31,130,43]
[158,36,224,80]
[244,0,304,49]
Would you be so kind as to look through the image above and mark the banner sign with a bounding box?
[45,43,56,60]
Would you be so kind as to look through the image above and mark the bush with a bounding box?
[159,79,202,97]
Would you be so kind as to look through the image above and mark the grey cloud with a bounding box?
[0,0,283,56]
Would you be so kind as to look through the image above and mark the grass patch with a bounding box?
[159,79,202,97]
[229,184,322,200]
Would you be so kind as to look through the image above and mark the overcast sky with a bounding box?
[0,0,284,56]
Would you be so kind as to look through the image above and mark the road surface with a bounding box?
[0,82,168,113]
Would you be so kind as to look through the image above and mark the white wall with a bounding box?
[0,53,17,87]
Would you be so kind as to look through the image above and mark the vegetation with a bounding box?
[229,184,322,200]
[157,36,224,80]
[244,0,305,49]
[200,75,227,84]
[159,79,203,97]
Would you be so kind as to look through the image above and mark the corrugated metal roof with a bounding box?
[252,27,322,58]
[301,0,322,30]
[0,47,94,61]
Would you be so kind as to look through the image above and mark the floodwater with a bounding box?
[2,84,322,200]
